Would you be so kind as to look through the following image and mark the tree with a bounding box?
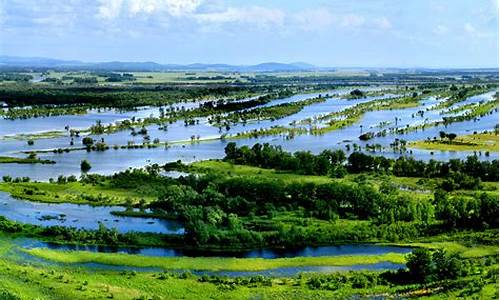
[406,248,434,283]
[82,137,94,146]
[446,133,457,142]
[350,89,364,97]
[80,160,92,172]
[439,131,446,140]
[432,250,462,280]
[224,142,238,160]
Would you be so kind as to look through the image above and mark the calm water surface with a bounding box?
[0,191,183,234]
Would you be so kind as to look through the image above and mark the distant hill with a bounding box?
[1,56,496,73]
[0,56,84,68]
[0,56,322,72]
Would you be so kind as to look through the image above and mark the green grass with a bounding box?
[0,181,155,205]
[0,257,355,300]
[0,228,497,299]
[189,160,335,184]
[396,241,498,258]
[188,160,440,193]
[0,156,55,164]
[25,247,406,271]
[1,130,67,141]
[409,132,499,152]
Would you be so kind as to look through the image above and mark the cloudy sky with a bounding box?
[0,0,498,67]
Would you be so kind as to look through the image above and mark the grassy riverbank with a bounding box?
[0,256,396,300]
[0,230,493,299]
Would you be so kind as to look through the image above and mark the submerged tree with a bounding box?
[80,160,92,172]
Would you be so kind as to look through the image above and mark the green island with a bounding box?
[409,132,499,152]
[0,155,55,165]
[212,95,329,126]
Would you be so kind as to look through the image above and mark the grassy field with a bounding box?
[409,132,499,152]
[12,233,497,299]
[189,160,335,184]
[188,160,498,195]
[0,257,494,300]
[0,256,367,300]
[36,71,247,84]
[0,181,154,205]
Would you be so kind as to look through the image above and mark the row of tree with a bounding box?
[224,142,499,181]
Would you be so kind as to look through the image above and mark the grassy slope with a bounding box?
[409,132,499,152]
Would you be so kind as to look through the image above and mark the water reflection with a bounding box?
[18,237,411,258]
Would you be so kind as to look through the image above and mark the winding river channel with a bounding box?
[12,237,411,277]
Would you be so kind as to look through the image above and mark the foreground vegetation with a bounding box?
[0,147,497,299]
[0,229,496,299]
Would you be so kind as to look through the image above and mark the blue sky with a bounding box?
[0,0,498,67]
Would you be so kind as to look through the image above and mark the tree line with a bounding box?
[223,142,498,182]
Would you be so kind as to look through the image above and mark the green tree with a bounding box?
[82,137,94,146]
[406,248,434,283]
[80,160,92,172]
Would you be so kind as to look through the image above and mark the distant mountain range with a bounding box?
[0,56,497,73]
[0,56,323,72]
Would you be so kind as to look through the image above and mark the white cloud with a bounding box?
[292,9,334,31]
[373,17,392,30]
[292,10,393,33]
[128,0,157,15]
[464,22,476,33]
[195,6,285,28]
[92,2,394,34]
[461,22,494,39]
[164,0,202,16]
[434,24,449,35]
[340,14,365,27]
[96,0,203,19]
[97,0,124,19]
